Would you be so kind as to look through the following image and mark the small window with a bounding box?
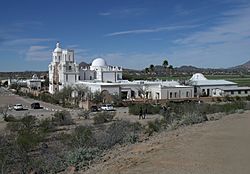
[238,91,241,94]
[174,92,177,98]
[186,91,189,97]
[231,91,234,95]
[69,66,72,71]
[66,74,68,82]
[245,90,248,94]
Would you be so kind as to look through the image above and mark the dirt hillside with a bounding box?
[84,110,250,174]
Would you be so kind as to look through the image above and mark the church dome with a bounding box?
[190,73,207,81]
[32,74,38,79]
[54,42,62,52]
[91,58,107,67]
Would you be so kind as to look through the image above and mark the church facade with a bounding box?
[49,42,123,94]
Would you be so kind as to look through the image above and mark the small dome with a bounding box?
[190,73,207,81]
[32,74,38,79]
[91,58,107,67]
[54,42,62,52]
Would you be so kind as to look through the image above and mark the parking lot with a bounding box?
[0,87,64,118]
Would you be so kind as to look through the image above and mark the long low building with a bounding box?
[76,80,194,100]
[189,73,250,97]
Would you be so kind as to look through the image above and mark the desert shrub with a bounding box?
[4,115,18,122]
[224,95,234,102]
[39,93,59,104]
[70,125,94,148]
[93,111,114,124]
[128,104,161,115]
[77,110,90,119]
[39,118,55,133]
[96,120,141,149]
[146,119,161,136]
[181,113,208,126]
[235,96,241,101]
[216,97,222,102]
[66,147,100,170]
[53,110,74,126]
[246,95,250,101]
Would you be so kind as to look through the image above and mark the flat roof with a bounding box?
[220,86,250,91]
[191,80,237,86]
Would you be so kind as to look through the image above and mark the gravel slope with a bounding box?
[84,110,250,174]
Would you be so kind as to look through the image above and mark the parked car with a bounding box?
[31,102,41,109]
[101,104,114,111]
[91,105,99,112]
[13,104,23,111]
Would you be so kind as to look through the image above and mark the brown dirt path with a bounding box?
[84,110,250,174]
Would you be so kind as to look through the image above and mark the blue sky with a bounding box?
[1,0,250,71]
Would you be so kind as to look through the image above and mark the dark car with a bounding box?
[31,102,41,109]
[91,105,99,112]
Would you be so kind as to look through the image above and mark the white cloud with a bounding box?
[169,4,250,68]
[99,12,111,16]
[26,45,50,61]
[99,8,146,17]
[4,38,53,46]
[105,25,198,36]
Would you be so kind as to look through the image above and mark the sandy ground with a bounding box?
[84,110,250,174]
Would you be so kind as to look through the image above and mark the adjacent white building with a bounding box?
[27,74,42,90]
[189,73,250,97]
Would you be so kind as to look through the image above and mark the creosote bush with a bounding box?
[66,147,100,170]
[93,111,115,124]
[70,125,94,148]
[96,120,141,149]
[128,103,161,115]
[146,119,161,136]
[52,110,74,126]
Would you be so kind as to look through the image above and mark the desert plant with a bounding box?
[246,95,250,101]
[4,114,17,122]
[93,112,114,124]
[128,104,161,115]
[146,119,161,136]
[66,147,100,170]
[39,118,55,133]
[96,120,141,149]
[77,110,90,119]
[70,125,94,148]
[0,105,8,119]
[53,110,74,126]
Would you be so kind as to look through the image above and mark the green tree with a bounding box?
[162,60,169,68]
[162,59,169,75]
[149,64,155,74]
[54,86,74,106]
[91,91,103,104]
[144,67,150,74]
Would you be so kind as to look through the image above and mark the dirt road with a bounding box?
[85,111,250,174]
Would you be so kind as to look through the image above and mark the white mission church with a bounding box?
[48,42,250,100]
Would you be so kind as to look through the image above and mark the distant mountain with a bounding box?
[230,60,250,70]
[175,65,201,72]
